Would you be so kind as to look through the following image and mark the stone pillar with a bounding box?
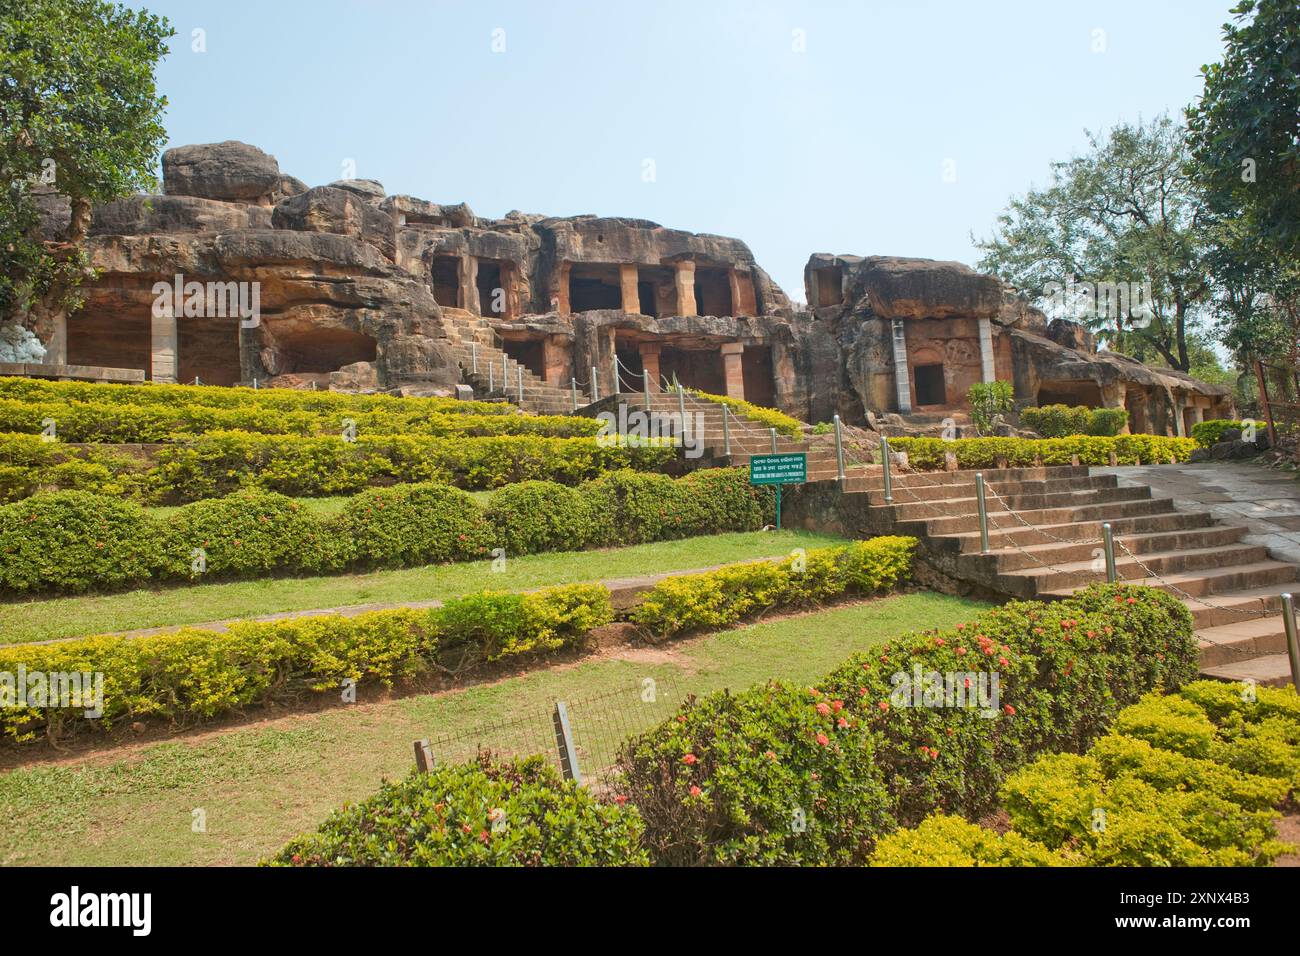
[542,334,570,385]
[890,318,912,413]
[674,260,697,317]
[720,342,745,400]
[44,314,67,365]
[459,256,479,315]
[978,318,995,384]
[639,341,662,391]
[729,268,757,317]
[555,262,571,316]
[151,312,178,383]
[619,264,640,314]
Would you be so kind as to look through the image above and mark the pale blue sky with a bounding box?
[137,0,1234,300]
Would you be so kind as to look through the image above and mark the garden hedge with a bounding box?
[629,536,917,638]
[0,583,613,743]
[0,468,773,596]
[1191,418,1247,447]
[0,430,674,504]
[266,755,649,867]
[1018,404,1129,438]
[887,433,1196,470]
[871,680,1300,866]
[617,583,1198,865]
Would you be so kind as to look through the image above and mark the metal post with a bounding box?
[517,373,523,405]
[253,377,258,390]
[488,362,494,392]
[612,355,620,396]
[502,353,508,387]
[975,472,990,554]
[677,383,687,431]
[644,373,651,411]
[833,414,846,483]
[471,341,478,374]
[1283,593,1300,694]
[1102,522,1117,583]
[571,377,578,412]
[770,427,778,453]
[551,700,583,785]
[591,366,599,403]
[722,404,731,457]
[880,435,893,504]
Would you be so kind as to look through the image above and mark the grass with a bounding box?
[0,530,847,644]
[0,590,988,866]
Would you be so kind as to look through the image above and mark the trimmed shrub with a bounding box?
[1088,407,1129,436]
[581,471,682,546]
[874,680,1300,867]
[0,583,613,743]
[1191,418,1246,447]
[870,813,1065,866]
[1018,404,1130,438]
[617,681,895,865]
[0,490,162,594]
[674,466,770,536]
[332,483,493,569]
[483,481,598,555]
[888,433,1195,470]
[686,389,803,438]
[266,755,649,867]
[629,537,917,638]
[158,488,344,580]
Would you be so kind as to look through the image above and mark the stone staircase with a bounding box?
[439,308,590,416]
[835,465,1300,687]
[590,390,881,484]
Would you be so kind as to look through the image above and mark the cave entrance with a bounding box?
[569,264,622,312]
[477,260,507,318]
[66,312,151,377]
[694,267,733,317]
[179,317,241,386]
[1037,380,1102,407]
[502,336,545,381]
[431,255,460,309]
[741,345,776,408]
[914,364,946,407]
[615,344,645,393]
[660,345,726,395]
[275,327,377,374]
[814,266,843,306]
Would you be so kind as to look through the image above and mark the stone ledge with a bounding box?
[0,363,146,383]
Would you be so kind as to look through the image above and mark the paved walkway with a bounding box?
[1093,462,1300,565]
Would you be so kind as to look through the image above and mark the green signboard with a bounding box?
[749,453,807,486]
[748,452,806,529]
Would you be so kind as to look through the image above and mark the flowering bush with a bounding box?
[629,536,917,638]
[0,583,613,743]
[617,682,895,865]
[620,583,1197,864]
[266,755,649,867]
[0,490,162,593]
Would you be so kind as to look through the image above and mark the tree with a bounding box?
[0,0,172,324]
[974,115,1210,371]
[1186,0,1300,262]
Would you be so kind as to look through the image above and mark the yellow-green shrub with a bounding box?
[870,813,1065,866]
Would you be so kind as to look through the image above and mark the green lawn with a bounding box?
[0,530,846,644]
[0,590,988,866]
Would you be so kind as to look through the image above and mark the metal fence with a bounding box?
[414,673,686,794]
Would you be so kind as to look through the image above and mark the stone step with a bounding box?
[961,525,1250,574]
[843,465,1091,492]
[894,496,1180,537]
[882,485,1152,523]
[857,473,1121,506]
[1183,585,1296,629]
[997,542,1272,597]
[1200,654,1294,688]
[1039,560,1300,601]
[1197,615,1291,668]
[943,511,1218,554]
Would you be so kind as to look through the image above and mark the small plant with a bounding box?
[966,381,1014,436]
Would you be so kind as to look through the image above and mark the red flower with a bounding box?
[614,795,628,805]
[816,702,831,715]
[837,717,848,729]
[1126,597,1137,605]
[682,753,697,765]
[815,733,830,746]
[764,750,777,760]
[1003,704,1016,715]
[955,623,965,631]
[831,700,844,712]
[935,637,946,647]
[689,785,702,797]
[998,656,1009,667]
[955,647,967,656]
[878,701,889,712]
